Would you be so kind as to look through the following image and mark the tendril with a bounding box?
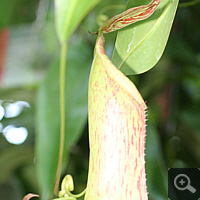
[52,175,86,200]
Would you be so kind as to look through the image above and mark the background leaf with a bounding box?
[146,123,168,200]
[0,0,18,28]
[1,0,199,200]
[54,0,100,44]
[0,146,34,183]
[0,0,39,29]
[36,37,92,199]
[111,0,179,75]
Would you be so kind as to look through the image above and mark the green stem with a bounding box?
[179,0,200,7]
[54,43,67,195]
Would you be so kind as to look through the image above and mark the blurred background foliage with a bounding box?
[0,0,199,200]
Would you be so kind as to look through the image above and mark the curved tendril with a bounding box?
[52,175,86,200]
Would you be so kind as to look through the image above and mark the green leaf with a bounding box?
[0,146,34,183]
[146,123,168,200]
[0,0,18,28]
[36,38,92,200]
[0,0,39,28]
[54,0,100,44]
[111,0,179,75]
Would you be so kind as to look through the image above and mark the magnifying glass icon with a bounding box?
[174,174,196,193]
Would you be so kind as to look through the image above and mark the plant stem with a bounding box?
[54,43,67,195]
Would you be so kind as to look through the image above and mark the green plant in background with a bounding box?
[0,0,199,200]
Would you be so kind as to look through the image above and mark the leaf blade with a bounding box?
[146,123,168,200]
[54,0,100,44]
[111,0,179,75]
